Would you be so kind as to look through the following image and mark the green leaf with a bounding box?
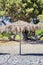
[26,8,34,13]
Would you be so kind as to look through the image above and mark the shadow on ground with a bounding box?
[0,53,43,56]
[22,40,43,44]
[20,53,43,56]
[0,53,10,55]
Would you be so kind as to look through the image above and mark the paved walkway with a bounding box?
[0,41,43,65]
[0,55,43,65]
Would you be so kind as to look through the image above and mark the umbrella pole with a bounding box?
[20,28,22,55]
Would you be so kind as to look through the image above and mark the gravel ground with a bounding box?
[0,55,43,65]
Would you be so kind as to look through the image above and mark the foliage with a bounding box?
[0,32,23,40]
[15,34,23,40]
[28,32,31,37]
[35,30,43,35]
[0,0,43,22]
[0,31,14,40]
[15,32,23,40]
[0,33,3,38]
[40,37,43,40]
[0,33,8,40]
[2,31,14,37]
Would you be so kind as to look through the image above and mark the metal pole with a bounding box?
[20,28,21,55]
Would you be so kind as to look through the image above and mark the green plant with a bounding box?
[35,30,43,35]
[0,0,43,22]
[0,31,14,40]
[15,34,23,40]
[28,32,31,37]
[0,33,3,38]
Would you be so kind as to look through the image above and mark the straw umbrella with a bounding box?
[3,20,37,33]
[13,20,32,32]
[4,20,31,35]
[4,20,31,55]
[0,20,37,55]
[14,20,30,55]
[0,20,38,33]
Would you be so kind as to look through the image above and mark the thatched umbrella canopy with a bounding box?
[13,20,30,32]
[4,24,19,33]
[0,20,38,33]
[29,23,36,32]
[12,20,37,32]
[4,20,31,32]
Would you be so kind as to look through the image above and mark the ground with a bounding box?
[0,41,43,65]
[0,55,43,65]
[0,41,43,54]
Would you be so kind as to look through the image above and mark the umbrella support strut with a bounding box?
[19,28,22,55]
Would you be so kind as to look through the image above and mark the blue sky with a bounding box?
[0,17,11,26]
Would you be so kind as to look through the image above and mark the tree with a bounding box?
[19,0,43,23]
[0,0,43,23]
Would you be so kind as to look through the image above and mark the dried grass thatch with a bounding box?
[0,20,39,33]
[4,20,31,32]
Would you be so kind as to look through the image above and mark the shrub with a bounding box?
[15,33,23,40]
[35,30,43,35]
[0,32,13,40]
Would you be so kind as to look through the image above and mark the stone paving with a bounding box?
[0,55,43,65]
[0,41,43,65]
